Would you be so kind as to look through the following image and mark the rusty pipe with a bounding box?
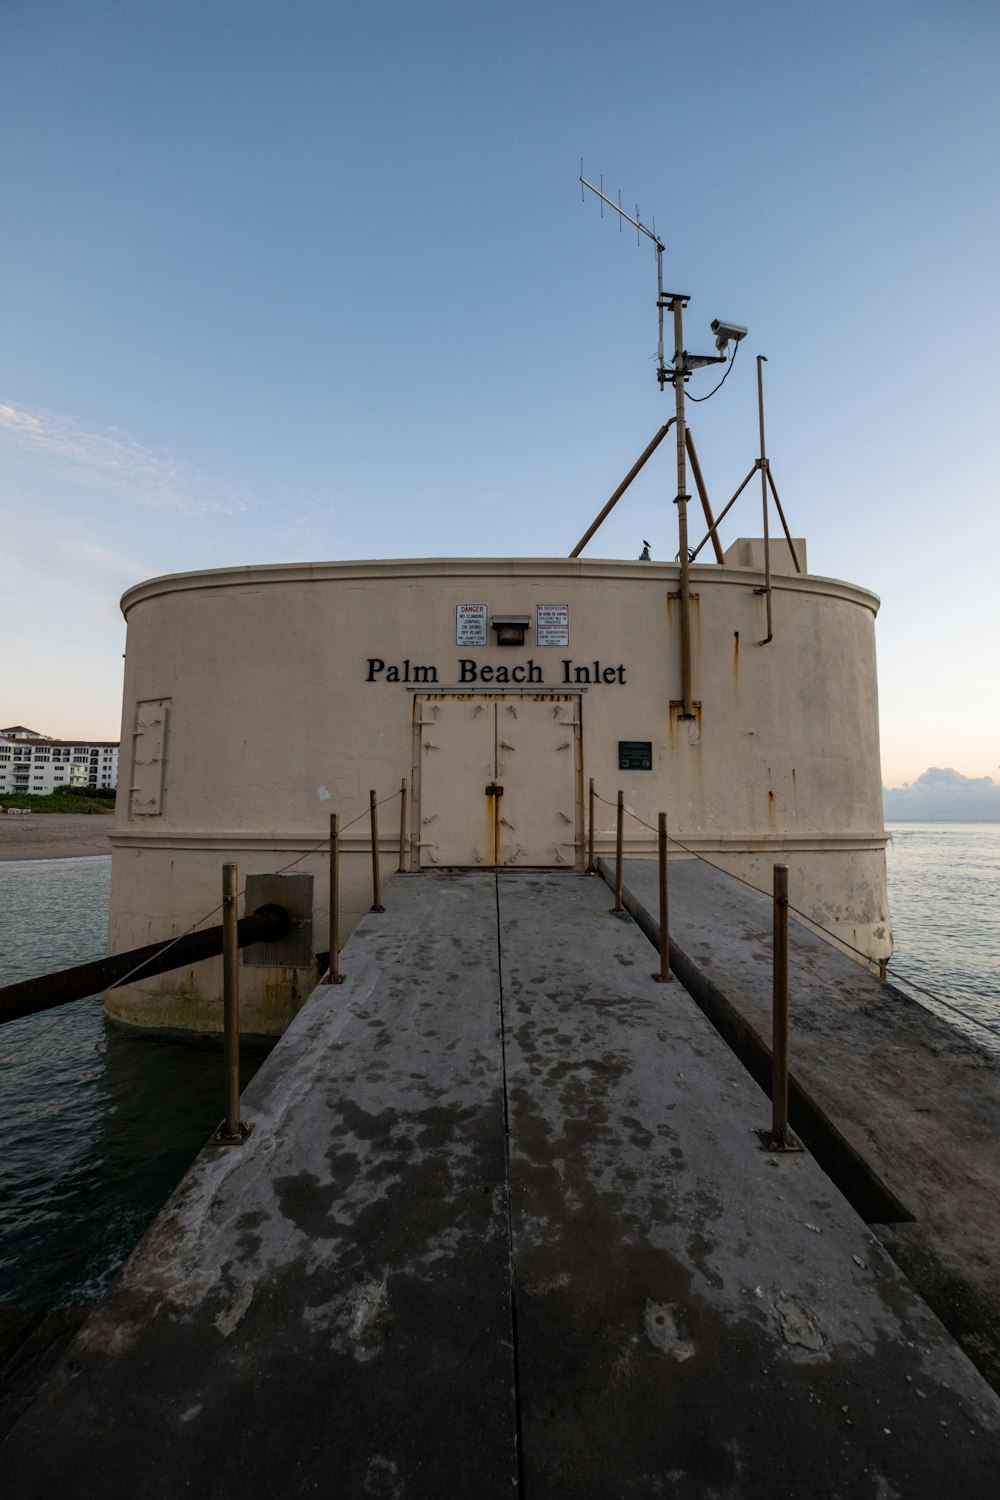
[221,863,241,1140]
[653,812,671,982]
[369,789,384,913]
[771,862,790,1146]
[326,812,345,984]
[613,790,624,912]
[398,777,408,872]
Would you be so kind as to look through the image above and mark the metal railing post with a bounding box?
[398,777,408,872]
[653,812,672,981]
[771,862,790,1146]
[613,790,624,912]
[221,862,242,1140]
[370,789,385,913]
[326,813,345,984]
[587,777,596,873]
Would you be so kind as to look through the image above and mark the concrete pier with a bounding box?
[3,870,1000,1496]
[612,855,1000,1394]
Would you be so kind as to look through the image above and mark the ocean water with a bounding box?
[0,857,273,1307]
[1,830,997,1308]
[884,821,1000,1053]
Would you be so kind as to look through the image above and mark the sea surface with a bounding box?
[0,857,274,1308]
[884,821,1000,1053]
[1,828,998,1309]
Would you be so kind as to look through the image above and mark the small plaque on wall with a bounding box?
[619,740,652,770]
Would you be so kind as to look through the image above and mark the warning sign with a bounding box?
[456,603,488,646]
[536,603,569,647]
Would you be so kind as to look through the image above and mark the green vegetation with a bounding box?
[0,788,116,815]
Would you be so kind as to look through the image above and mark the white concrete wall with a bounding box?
[107,557,889,1033]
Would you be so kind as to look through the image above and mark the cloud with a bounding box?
[884,767,1000,821]
[272,490,342,536]
[5,518,143,585]
[2,517,147,622]
[0,401,249,517]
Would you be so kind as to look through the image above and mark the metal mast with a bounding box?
[580,174,719,718]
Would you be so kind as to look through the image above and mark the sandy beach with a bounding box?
[0,813,113,862]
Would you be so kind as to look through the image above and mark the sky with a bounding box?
[1,0,997,791]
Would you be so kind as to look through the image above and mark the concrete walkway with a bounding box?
[3,871,1000,1497]
[612,855,1000,1396]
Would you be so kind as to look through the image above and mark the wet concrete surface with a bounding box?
[2,873,516,1497]
[611,855,1000,1398]
[3,870,1000,1497]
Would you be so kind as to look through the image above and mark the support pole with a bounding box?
[671,297,694,717]
[653,812,672,981]
[398,777,408,872]
[613,790,624,912]
[587,777,596,873]
[685,429,724,563]
[326,813,344,983]
[370,789,384,913]
[764,467,802,574]
[221,862,242,1141]
[757,355,773,644]
[689,466,757,562]
[568,423,675,558]
[771,862,789,1146]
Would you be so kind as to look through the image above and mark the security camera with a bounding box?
[710,318,748,353]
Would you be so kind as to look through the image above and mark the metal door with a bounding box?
[494,697,580,865]
[416,695,580,867]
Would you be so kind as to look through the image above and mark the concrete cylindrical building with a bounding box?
[107,549,890,1033]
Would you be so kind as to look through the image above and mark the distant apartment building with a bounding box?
[0,725,119,797]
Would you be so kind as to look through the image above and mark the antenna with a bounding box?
[577,168,788,683]
[580,168,669,389]
[580,166,730,719]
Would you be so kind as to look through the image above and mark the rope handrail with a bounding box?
[591,787,1000,1043]
[4,787,407,1105]
[3,1008,68,1062]
[869,971,1000,1041]
[112,786,405,992]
